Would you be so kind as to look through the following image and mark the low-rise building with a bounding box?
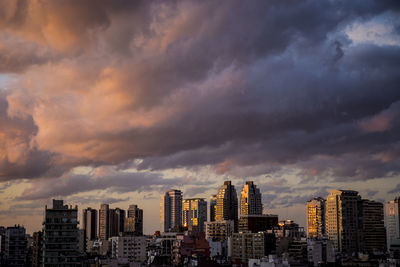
[205,220,234,242]
[111,235,147,263]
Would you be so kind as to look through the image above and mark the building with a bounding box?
[205,220,234,242]
[42,199,80,266]
[306,197,325,238]
[325,190,361,254]
[183,198,207,232]
[307,238,335,266]
[215,181,238,231]
[385,197,400,251]
[160,189,183,232]
[209,195,217,222]
[240,181,262,215]
[32,231,42,267]
[231,231,275,264]
[4,225,27,267]
[109,208,125,237]
[82,207,97,251]
[111,235,147,263]
[238,214,278,233]
[173,230,210,265]
[99,204,109,240]
[125,204,143,235]
[361,199,386,253]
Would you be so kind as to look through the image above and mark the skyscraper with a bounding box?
[109,208,125,237]
[99,204,109,240]
[306,197,325,238]
[183,198,207,232]
[125,204,143,235]
[82,208,97,242]
[325,190,361,254]
[385,197,400,250]
[161,189,183,232]
[240,181,262,215]
[43,200,80,266]
[361,200,386,253]
[209,195,217,222]
[215,181,238,231]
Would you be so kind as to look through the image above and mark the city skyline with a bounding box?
[0,0,399,238]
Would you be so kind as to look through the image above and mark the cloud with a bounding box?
[0,0,398,187]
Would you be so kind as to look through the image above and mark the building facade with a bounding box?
[111,235,147,263]
[361,200,386,253]
[385,197,400,251]
[240,181,262,215]
[99,204,109,240]
[42,199,80,266]
[109,208,125,237]
[125,205,143,235]
[4,225,27,267]
[205,220,234,242]
[215,181,238,231]
[160,189,183,232]
[325,190,361,254]
[306,197,325,238]
[231,232,274,264]
[209,195,217,222]
[238,214,278,233]
[82,207,97,247]
[182,198,207,232]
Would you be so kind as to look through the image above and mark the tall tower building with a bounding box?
[109,208,125,237]
[240,181,262,215]
[99,204,109,240]
[209,195,217,222]
[125,205,143,235]
[306,197,325,238]
[325,190,361,254]
[43,200,79,266]
[215,181,238,232]
[385,197,400,250]
[361,200,386,253]
[4,225,27,267]
[183,198,207,232]
[160,189,183,232]
[82,208,97,241]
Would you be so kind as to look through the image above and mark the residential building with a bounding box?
[160,189,183,232]
[209,195,217,222]
[306,197,325,238]
[125,204,143,235]
[307,238,335,266]
[32,231,42,267]
[42,199,80,266]
[240,181,262,215]
[173,230,210,265]
[82,207,97,251]
[361,199,386,253]
[111,235,147,263]
[238,214,278,233]
[215,181,238,231]
[205,220,234,242]
[231,231,275,264]
[4,225,27,267]
[109,208,125,237]
[325,190,361,254]
[183,198,207,232]
[385,197,400,251]
[99,204,109,240]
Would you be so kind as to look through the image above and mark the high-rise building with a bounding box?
[306,197,325,238]
[82,208,97,245]
[240,181,262,215]
[4,225,27,267]
[32,231,43,267]
[215,181,238,231]
[325,190,361,254]
[361,200,386,253]
[109,208,125,237]
[99,204,109,240]
[183,198,207,232]
[205,220,234,242]
[231,232,275,264]
[160,189,183,232]
[238,214,278,233]
[385,197,400,251]
[43,199,80,266]
[125,205,143,235]
[209,195,217,222]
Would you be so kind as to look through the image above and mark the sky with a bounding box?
[0,0,400,235]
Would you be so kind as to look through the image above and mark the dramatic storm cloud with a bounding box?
[0,0,399,233]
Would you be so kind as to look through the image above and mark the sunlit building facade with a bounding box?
[240,181,262,215]
[215,181,238,231]
[182,198,207,232]
[306,197,325,238]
